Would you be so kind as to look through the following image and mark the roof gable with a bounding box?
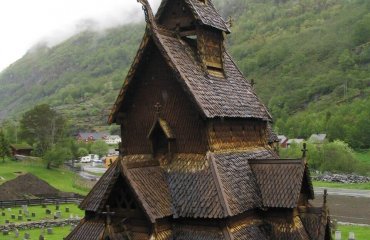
[249,159,307,208]
[156,0,230,33]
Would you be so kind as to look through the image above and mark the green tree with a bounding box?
[0,130,11,162]
[78,147,89,158]
[43,146,72,169]
[19,104,66,156]
[90,140,109,157]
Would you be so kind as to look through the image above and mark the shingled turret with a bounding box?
[66,0,331,239]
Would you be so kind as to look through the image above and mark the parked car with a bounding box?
[80,154,99,163]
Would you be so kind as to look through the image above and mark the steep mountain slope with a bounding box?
[0,0,369,147]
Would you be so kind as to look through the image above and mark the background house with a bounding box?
[10,143,33,157]
[76,132,109,142]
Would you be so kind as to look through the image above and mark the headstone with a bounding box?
[22,205,28,212]
[5,219,9,224]
[55,211,61,218]
[27,218,32,221]
[2,230,9,235]
[7,208,11,212]
[39,234,45,240]
[45,209,51,215]
[55,205,60,211]
[42,203,46,208]
[18,209,22,214]
[1,212,5,216]
[11,214,15,219]
[24,232,30,239]
[14,228,19,238]
[32,212,36,217]
[18,215,23,221]
[69,214,73,219]
[65,207,70,213]
[349,232,355,240]
[335,230,341,240]
[47,227,53,235]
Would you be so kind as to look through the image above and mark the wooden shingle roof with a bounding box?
[167,154,225,218]
[156,0,230,33]
[65,219,105,240]
[79,160,120,212]
[123,163,173,221]
[249,159,306,208]
[109,2,271,123]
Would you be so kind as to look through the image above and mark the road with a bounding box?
[312,187,370,225]
[314,187,370,198]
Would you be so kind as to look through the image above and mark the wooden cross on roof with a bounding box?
[301,142,308,158]
[101,205,115,225]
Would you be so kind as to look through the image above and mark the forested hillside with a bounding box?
[0,0,369,148]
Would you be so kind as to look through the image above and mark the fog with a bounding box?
[0,0,161,72]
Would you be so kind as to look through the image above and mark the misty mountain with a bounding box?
[0,0,369,148]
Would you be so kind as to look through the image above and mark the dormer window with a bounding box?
[197,27,225,77]
[147,118,176,159]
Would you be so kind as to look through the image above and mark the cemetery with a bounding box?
[0,202,83,239]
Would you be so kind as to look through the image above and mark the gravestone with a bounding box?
[55,211,61,218]
[335,230,341,240]
[32,212,36,217]
[5,219,9,224]
[24,232,30,239]
[18,215,23,221]
[55,204,60,211]
[47,227,53,235]
[14,228,19,238]
[1,212,5,216]
[27,218,32,221]
[65,207,70,213]
[18,209,22,214]
[7,208,11,212]
[69,214,73,219]
[11,214,15,219]
[349,232,355,240]
[42,203,46,208]
[45,209,51,215]
[39,234,45,240]
[2,230,9,235]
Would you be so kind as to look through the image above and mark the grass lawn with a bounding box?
[4,225,73,240]
[335,224,370,240]
[0,203,84,224]
[313,181,370,190]
[0,158,90,196]
[354,149,370,164]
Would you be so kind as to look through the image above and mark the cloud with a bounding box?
[0,0,161,72]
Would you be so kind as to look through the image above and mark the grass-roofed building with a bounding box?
[66,0,331,239]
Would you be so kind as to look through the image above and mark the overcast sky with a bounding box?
[0,0,160,72]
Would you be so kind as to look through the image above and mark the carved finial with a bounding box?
[137,0,156,27]
[301,142,308,158]
[101,205,115,225]
[154,102,162,116]
[227,16,234,28]
[323,189,328,205]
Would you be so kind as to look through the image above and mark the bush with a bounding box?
[280,140,370,175]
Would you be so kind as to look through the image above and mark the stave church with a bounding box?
[66,0,331,239]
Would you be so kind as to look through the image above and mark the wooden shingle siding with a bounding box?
[121,45,207,154]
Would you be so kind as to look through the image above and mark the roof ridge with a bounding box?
[207,151,232,217]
